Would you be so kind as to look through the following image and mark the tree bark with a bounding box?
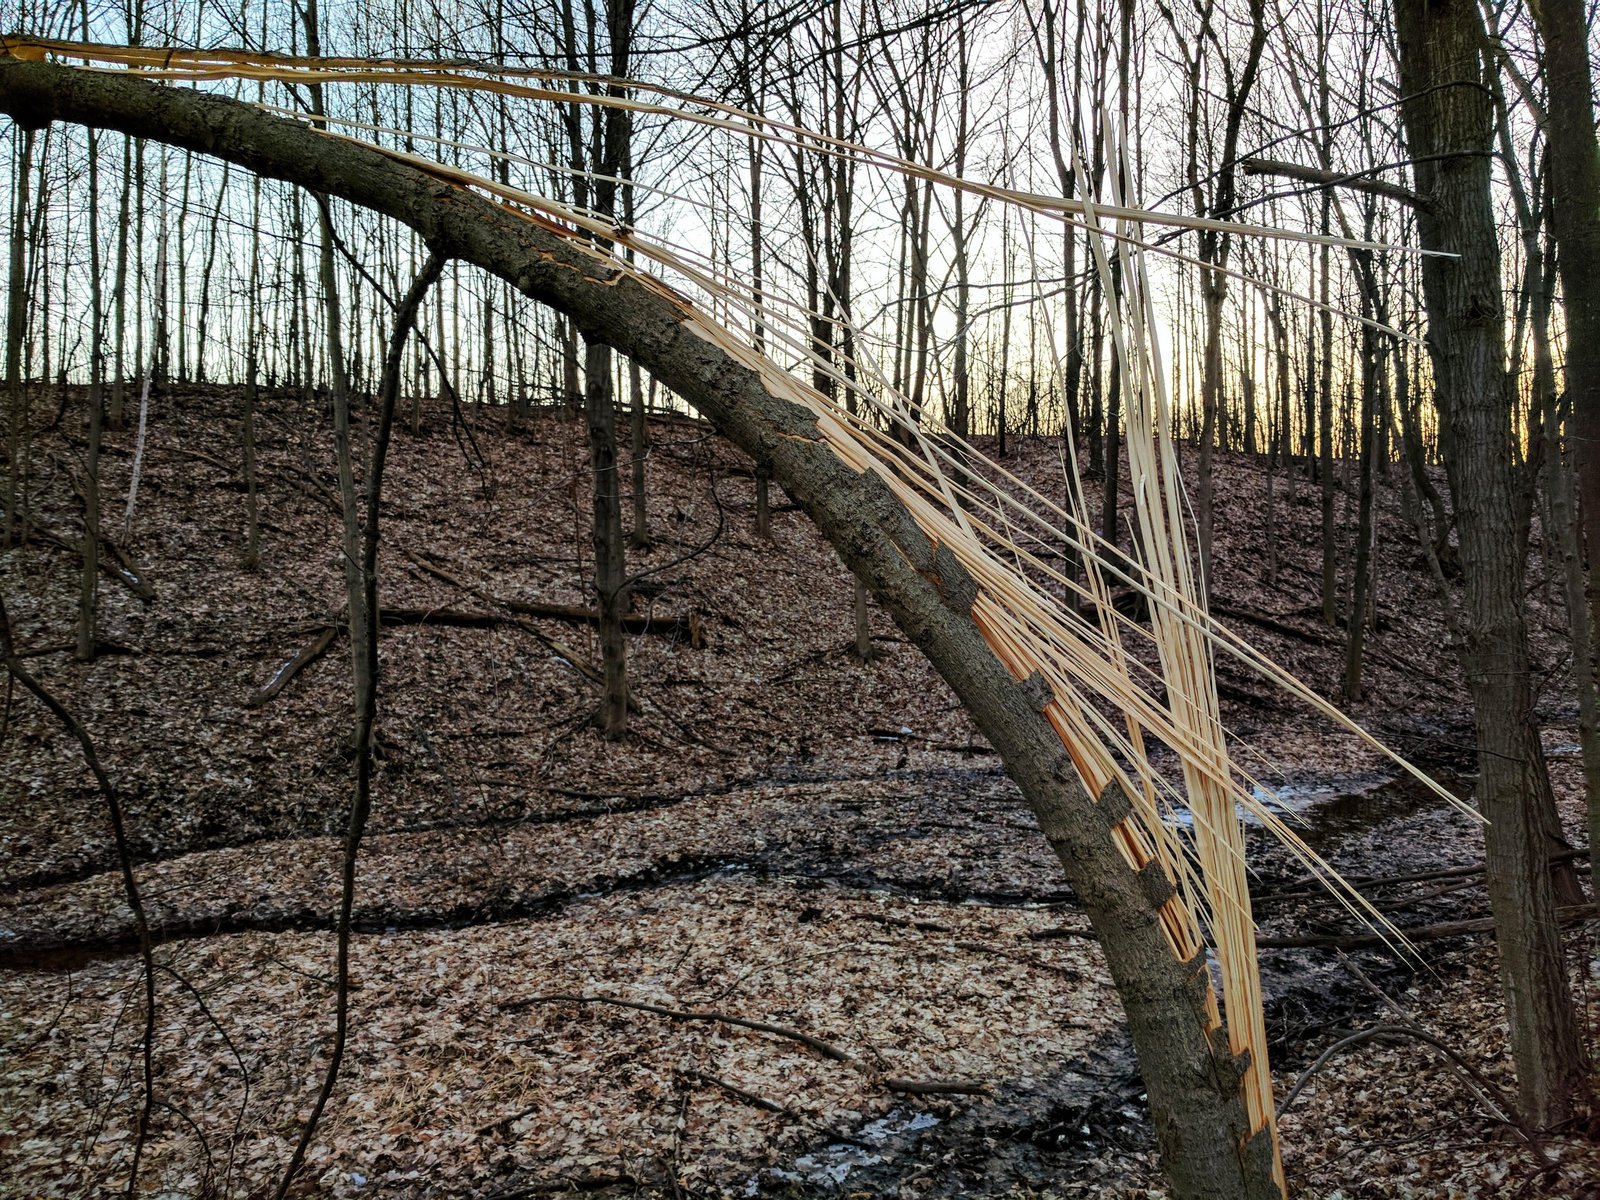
[1528,0,1600,901]
[0,58,1283,1199]
[3,125,33,548]
[587,336,630,738]
[77,116,102,661]
[1342,322,1376,703]
[1392,0,1589,1127]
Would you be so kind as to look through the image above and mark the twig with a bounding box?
[668,1089,689,1200]
[679,1069,797,1117]
[272,236,442,1198]
[414,722,463,813]
[162,444,236,474]
[152,1100,216,1196]
[326,221,493,495]
[507,992,991,1099]
[0,593,155,1195]
[475,1105,539,1139]
[1276,1022,1534,1147]
[1334,952,1546,1156]
[505,993,852,1061]
[154,963,251,1192]
[0,508,155,599]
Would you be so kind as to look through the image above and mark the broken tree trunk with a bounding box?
[0,57,1279,1200]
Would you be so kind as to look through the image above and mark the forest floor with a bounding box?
[2,382,1598,1198]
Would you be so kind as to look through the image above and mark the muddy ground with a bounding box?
[2,385,1597,1197]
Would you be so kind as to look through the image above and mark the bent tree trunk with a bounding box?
[0,57,1279,1200]
[1392,0,1588,1127]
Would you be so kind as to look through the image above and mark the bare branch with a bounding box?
[1240,157,1434,211]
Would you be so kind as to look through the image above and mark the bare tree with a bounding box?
[1393,0,1589,1127]
[3,125,34,547]
[76,34,103,661]
[1526,0,1600,898]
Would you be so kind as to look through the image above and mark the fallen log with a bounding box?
[402,552,604,682]
[378,606,503,628]
[246,611,544,708]
[1252,846,1591,905]
[248,627,339,708]
[7,512,155,599]
[407,550,702,643]
[1255,903,1597,951]
[501,596,701,642]
[248,600,646,708]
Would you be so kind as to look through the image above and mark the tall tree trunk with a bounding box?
[587,338,629,737]
[243,172,263,570]
[1192,0,1265,584]
[579,0,638,739]
[153,149,170,389]
[78,117,102,660]
[623,154,650,550]
[193,160,230,382]
[1342,322,1376,703]
[3,126,34,547]
[628,359,650,549]
[243,353,262,571]
[1101,340,1122,546]
[1538,297,1600,899]
[1317,233,1337,625]
[852,577,873,661]
[1528,0,1600,899]
[110,136,130,428]
[1393,0,1589,1127]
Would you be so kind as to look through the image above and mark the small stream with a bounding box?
[748,764,1487,1198]
[0,758,1497,1197]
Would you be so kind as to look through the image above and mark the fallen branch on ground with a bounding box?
[1254,847,1592,906]
[1276,1022,1529,1133]
[504,993,991,1098]
[247,603,634,707]
[12,638,139,659]
[402,552,603,683]
[499,598,700,640]
[248,627,339,708]
[1256,903,1597,950]
[5,510,155,599]
[504,993,852,1060]
[679,1069,796,1117]
[408,549,701,642]
[880,1077,993,1096]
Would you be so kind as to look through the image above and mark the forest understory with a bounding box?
[3,383,1599,1198]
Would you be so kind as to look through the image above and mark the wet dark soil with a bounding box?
[4,388,1556,1195]
[2,750,1495,1197]
[737,760,1495,1199]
